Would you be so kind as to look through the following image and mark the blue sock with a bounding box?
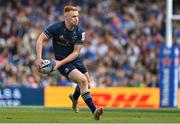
[81,92,96,113]
[73,85,80,100]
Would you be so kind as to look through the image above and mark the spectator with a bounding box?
[0,0,179,88]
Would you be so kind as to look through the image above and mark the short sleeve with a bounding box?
[75,31,85,44]
[43,23,60,38]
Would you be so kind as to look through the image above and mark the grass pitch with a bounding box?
[0,106,180,123]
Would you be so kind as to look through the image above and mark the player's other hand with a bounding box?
[88,84,91,89]
[52,59,62,70]
[36,58,43,72]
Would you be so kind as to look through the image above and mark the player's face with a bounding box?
[65,11,79,26]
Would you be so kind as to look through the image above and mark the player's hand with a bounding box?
[36,58,43,72]
[88,84,91,89]
[52,59,63,70]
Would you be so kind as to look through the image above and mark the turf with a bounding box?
[0,107,180,123]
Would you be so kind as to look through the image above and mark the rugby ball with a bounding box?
[40,60,56,74]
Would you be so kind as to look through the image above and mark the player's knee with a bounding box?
[79,76,88,86]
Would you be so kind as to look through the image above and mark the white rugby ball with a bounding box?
[41,60,56,74]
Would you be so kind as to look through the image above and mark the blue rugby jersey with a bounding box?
[43,21,85,61]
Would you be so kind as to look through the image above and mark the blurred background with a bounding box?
[0,0,180,108]
[0,0,180,88]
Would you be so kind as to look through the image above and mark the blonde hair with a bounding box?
[63,5,78,14]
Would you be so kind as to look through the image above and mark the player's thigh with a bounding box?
[68,69,87,84]
[58,63,76,79]
[73,60,87,74]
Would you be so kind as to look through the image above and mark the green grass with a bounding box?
[0,106,180,123]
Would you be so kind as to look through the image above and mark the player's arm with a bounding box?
[36,23,58,68]
[36,32,49,68]
[53,44,83,69]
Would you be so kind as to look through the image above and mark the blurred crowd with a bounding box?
[0,0,180,88]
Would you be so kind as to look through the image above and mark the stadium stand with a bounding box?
[0,0,179,88]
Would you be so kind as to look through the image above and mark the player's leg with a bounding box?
[69,62,89,105]
[68,69,89,93]
[68,69,103,120]
[84,72,92,89]
[68,72,90,113]
[83,72,103,120]
[69,85,80,113]
[72,85,80,100]
[69,73,89,113]
[58,64,80,113]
